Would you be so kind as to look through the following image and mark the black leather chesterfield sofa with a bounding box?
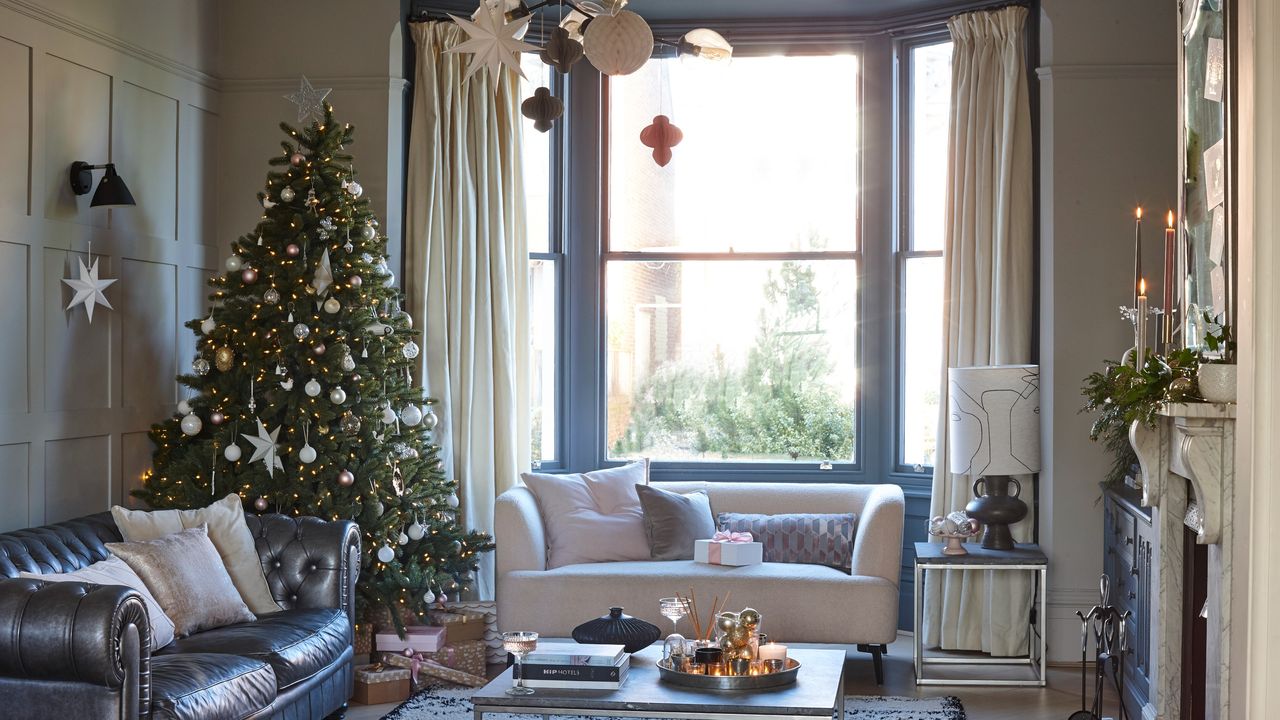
[0,511,361,720]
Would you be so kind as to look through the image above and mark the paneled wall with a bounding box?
[0,0,219,531]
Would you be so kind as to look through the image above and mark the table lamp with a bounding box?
[948,365,1041,550]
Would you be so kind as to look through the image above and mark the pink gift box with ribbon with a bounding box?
[694,530,763,566]
[375,625,447,654]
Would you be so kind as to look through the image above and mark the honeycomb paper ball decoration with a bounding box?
[583,10,653,76]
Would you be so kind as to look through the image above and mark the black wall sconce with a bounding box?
[69,161,135,207]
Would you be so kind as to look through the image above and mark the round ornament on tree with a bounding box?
[398,532,409,546]
[340,411,361,435]
[193,356,211,375]
[280,187,296,202]
[215,347,234,372]
[286,243,300,257]
[293,323,310,339]
[177,399,192,415]
[382,404,398,425]
[225,255,243,272]
[210,411,225,425]
[201,315,216,334]
[359,224,376,241]
[312,342,326,356]
[255,497,269,512]
[263,288,280,304]
[423,589,435,604]
[290,152,305,166]
[408,521,425,540]
[422,406,438,430]
[323,298,341,314]
[299,443,317,464]
[402,340,420,360]
[346,181,363,198]
[241,267,258,284]
[337,469,355,486]
[348,275,363,288]
[447,494,460,509]
[377,545,395,563]
[304,379,322,397]
[180,412,202,436]
[340,355,356,372]
[401,405,423,427]
[329,387,347,404]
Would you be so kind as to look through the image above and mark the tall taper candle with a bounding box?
[1162,211,1176,351]
[1134,207,1144,308]
[1136,278,1148,365]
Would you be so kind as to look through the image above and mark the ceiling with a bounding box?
[627,0,974,21]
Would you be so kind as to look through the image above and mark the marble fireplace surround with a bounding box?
[1130,402,1235,720]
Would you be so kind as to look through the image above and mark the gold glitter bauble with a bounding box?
[214,346,234,372]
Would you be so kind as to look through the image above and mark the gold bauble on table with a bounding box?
[727,626,751,648]
[715,612,738,634]
[738,607,761,630]
[728,645,754,661]
[214,346,234,372]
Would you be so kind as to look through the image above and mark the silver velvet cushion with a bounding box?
[107,523,256,637]
[716,512,858,570]
[636,485,716,561]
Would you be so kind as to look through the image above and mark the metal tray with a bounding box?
[656,657,801,691]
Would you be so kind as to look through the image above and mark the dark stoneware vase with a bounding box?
[572,607,661,653]
[964,476,1027,551]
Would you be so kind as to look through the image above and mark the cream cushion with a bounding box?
[20,556,177,650]
[112,493,281,614]
[520,459,650,569]
[107,524,256,637]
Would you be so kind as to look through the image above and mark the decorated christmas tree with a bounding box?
[137,91,493,628]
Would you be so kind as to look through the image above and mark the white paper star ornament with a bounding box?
[446,5,538,83]
[312,248,334,296]
[241,417,284,478]
[284,76,332,123]
[63,255,116,323]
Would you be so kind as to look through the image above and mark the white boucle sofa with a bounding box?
[495,481,905,681]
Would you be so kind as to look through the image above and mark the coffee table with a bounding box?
[472,645,846,720]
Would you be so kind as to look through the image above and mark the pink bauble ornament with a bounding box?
[349,275,363,288]
[338,469,355,486]
[210,411,225,425]
[290,152,305,166]
[254,497,269,511]
[286,243,300,257]
[313,342,326,356]
[241,267,258,284]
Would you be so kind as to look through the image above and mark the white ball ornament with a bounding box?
[408,522,425,541]
[359,224,377,241]
[377,545,394,563]
[224,443,242,462]
[349,275,363,288]
[177,399,192,415]
[447,494,460,509]
[400,405,423,427]
[225,255,243,272]
[329,387,347,404]
[423,407,439,430]
[201,315,216,334]
[180,412,202,436]
[293,323,310,340]
[299,443,317,464]
[402,340,420,360]
[280,187,296,202]
[398,532,409,546]
[323,297,341,314]
[423,589,435,604]
[304,379,322,397]
[382,404,398,425]
[346,181,363,198]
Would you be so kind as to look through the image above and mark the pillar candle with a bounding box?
[759,643,787,662]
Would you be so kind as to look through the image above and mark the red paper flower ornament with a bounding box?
[639,115,683,167]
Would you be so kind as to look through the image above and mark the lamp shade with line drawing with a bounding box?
[948,364,1040,550]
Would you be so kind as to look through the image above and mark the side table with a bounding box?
[913,541,1047,686]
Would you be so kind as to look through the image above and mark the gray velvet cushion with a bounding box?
[636,485,716,560]
[107,523,256,637]
[716,512,858,570]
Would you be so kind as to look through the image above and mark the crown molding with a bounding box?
[1036,64,1176,81]
[220,76,410,94]
[0,0,219,89]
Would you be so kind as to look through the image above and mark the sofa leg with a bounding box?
[325,702,349,719]
[856,644,887,685]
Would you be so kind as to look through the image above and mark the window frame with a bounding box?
[893,30,952,477]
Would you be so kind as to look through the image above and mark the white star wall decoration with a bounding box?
[241,417,284,478]
[63,255,116,323]
[446,4,538,83]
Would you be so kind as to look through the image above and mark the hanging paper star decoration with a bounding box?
[283,76,332,124]
[446,4,538,83]
[63,255,116,323]
[312,247,334,296]
[241,417,284,478]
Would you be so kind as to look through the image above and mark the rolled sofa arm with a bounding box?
[495,486,546,575]
[0,578,150,718]
[850,484,906,584]
[246,514,361,626]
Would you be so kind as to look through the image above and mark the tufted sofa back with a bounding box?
[0,512,121,578]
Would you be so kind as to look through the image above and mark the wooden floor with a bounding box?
[348,633,1123,720]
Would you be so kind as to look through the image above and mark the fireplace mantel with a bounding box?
[1129,402,1235,720]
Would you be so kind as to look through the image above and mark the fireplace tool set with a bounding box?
[1068,576,1132,720]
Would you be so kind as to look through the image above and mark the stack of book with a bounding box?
[517,642,629,690]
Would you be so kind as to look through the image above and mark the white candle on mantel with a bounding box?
[759,643,788,662]
[1136,278,1148,366]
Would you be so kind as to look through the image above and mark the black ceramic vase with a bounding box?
[964,475,1027,551]
[572,607,661,653]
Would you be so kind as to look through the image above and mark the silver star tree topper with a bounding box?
[284,76,332,123]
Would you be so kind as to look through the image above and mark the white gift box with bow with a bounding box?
[693,530,763,566]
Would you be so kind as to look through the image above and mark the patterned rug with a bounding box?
[380,685,966,720]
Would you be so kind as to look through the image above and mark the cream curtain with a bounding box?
[922,6,1034,657]
[405,22,531,600]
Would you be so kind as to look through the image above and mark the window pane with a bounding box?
[606,259,857,462]
[909,41,952,252]
[901,256,944,469]
[608,56,859,253]
[520,54,553,254]
[529,259,557,465]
